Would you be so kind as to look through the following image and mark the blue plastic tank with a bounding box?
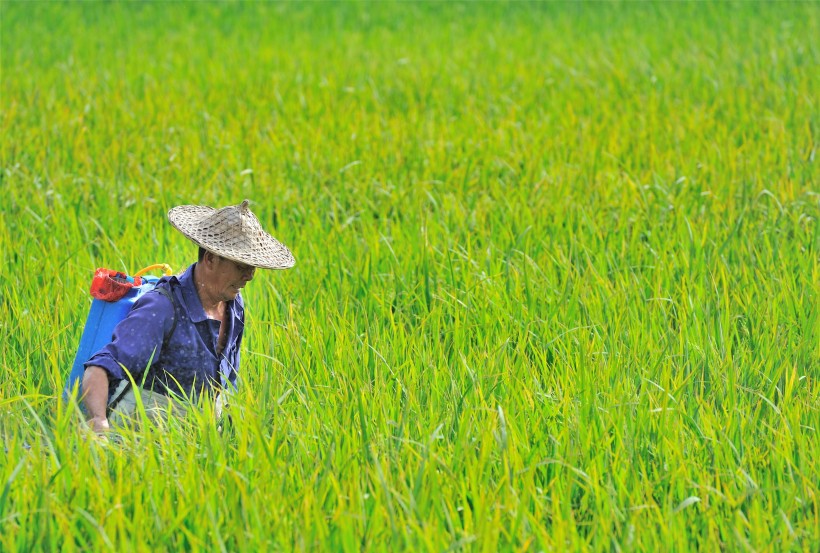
[63,275,161,403]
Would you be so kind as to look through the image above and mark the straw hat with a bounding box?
[168,199,295,269]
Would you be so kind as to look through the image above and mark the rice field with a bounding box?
[1,1,818,550]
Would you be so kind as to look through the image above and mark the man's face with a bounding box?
[206,253,256,302]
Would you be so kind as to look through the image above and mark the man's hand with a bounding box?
[87,416,110,434]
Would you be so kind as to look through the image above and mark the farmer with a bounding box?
[82,199,294,432]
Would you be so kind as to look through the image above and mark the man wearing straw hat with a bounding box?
[82,200,294,433]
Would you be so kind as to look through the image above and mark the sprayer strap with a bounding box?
[107,380,132,415]
[106,284,178,415]
[154,285,178,343]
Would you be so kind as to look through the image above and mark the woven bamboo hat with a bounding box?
[168,199,295,270]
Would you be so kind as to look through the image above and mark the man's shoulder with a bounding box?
[150,276,179,304]
[132,283,176,314]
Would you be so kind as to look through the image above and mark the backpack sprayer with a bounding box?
[63,263,174,403]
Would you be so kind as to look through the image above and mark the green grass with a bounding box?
[1,1,818,550]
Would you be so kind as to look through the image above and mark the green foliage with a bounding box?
[1,1,818,551]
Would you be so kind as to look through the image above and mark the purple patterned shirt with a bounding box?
[85,263,244,400]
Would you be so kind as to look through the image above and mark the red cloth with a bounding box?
[89,269,143,302]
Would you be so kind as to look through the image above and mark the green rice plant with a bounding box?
[1,0,818,551]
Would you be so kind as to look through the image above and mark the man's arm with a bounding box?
[81,288,175,432]
[82,365,110,433]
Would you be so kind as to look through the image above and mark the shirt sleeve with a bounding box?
[84,289,175,382]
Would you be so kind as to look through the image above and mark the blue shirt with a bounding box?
[85,263,244,400]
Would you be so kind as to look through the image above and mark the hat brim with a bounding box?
[168,204,295,270]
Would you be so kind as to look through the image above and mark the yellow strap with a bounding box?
[134,264,174,278]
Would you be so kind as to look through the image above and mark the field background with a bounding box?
[1,1,818,551]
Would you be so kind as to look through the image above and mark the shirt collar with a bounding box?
[178,263,208,323]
